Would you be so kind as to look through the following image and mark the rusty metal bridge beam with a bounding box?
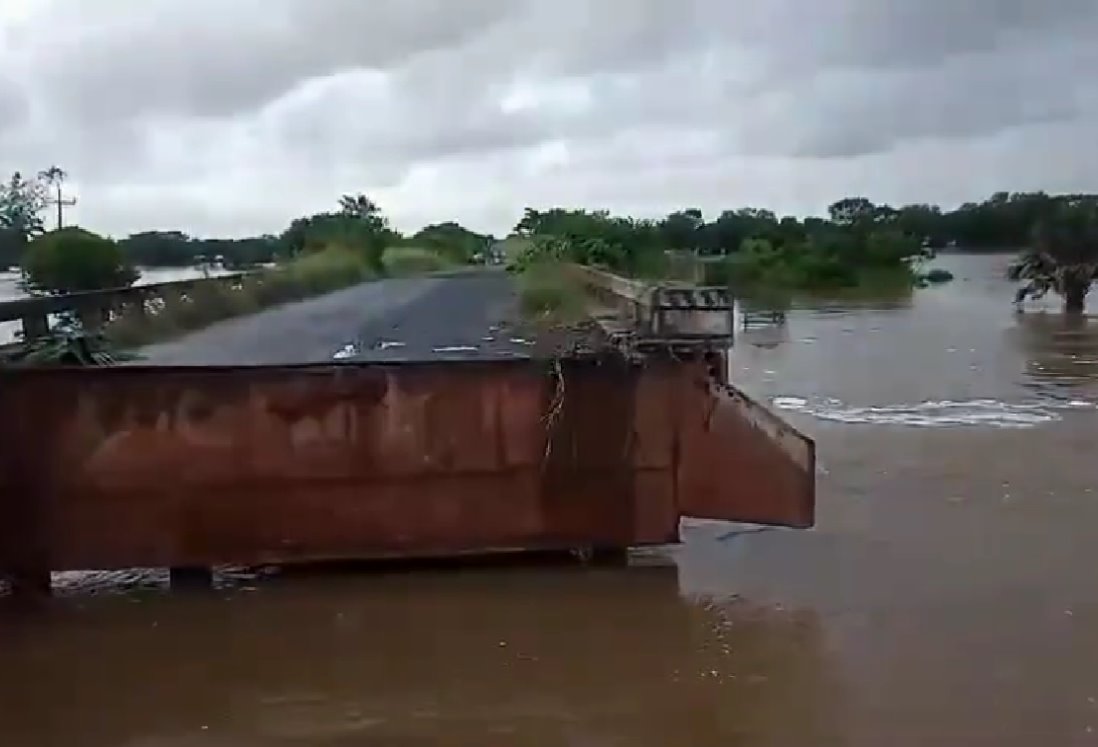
[0,267,817,600]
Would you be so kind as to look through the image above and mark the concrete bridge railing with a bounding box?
[0,273,249,342]
[562,263,735,348]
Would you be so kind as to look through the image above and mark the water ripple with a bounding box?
[772,395,1095,429]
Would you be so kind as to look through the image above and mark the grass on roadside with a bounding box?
[381,245,458,277]
[514,260,588,326]
[104,246,377,349]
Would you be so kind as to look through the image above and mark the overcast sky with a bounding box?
[1,0,1096,238]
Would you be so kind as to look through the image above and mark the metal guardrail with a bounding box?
[0,273,249,341]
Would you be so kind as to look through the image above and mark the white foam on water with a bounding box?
[771,395,1097,429]
[433,345,478,353]
[331,343,358,360]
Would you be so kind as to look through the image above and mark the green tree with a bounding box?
[118,231,281,269]
[21,227,140,295]
[698,210,744,254]
[511,207,666,276]
[513,207,541,236]
[893,203,945,246]
[281,194,395,270]
[827,197,877,228]
[659,208,704,250]
[119,230,197,266]
[1008,201,1098,314]
[506,193,1098,293]
[700,208,785,253]
[206,236,280,270]
[0,171,47,266]
[411,221,487,264]
[338,193,385,228]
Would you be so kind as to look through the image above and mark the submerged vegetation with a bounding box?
[507,200,937,296]
[1008,200,1098,314]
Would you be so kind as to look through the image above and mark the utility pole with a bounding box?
[46,187,76,230]
[39,166,75,230]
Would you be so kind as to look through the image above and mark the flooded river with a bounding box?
[3,253,1098,745]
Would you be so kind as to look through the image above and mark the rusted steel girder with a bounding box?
[0,356,813,584]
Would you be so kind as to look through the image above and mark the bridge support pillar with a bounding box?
[572,547,629,566]
[2,570,52,601]
[21,313,49,341]
[703,349,731,388]
[169,566,213,590]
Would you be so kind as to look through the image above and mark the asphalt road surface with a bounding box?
[344,270,537,363]
[133,270,534,366]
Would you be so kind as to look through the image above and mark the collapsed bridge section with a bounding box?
[0,352,813,592]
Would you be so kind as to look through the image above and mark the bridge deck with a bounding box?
[133,271,540,366]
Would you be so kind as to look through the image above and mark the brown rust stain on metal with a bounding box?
[539,356,639,548]
[0,357,814,579]
[673,363,816,529]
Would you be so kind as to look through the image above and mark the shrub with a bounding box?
[381,246,455,276]
[21,227,139,295]
[105,301,168,349]
[705,232,918,295]
[158,282,253,332]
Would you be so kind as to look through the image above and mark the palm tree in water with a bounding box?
[1009,201,1098,314]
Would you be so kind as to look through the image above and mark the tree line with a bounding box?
[511,202,932,290]
[97,190,1098,275]
[0,172,495,275]
[2,165,1095,307]
[509,194,1098,300]
[4,163,1093,273]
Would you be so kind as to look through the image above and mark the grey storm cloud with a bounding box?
[19,0,517,120]
[0,0,1096,237]
[712,0,1098,71]
[0,74,27,134]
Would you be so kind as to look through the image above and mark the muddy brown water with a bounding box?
[3,253,1098,746]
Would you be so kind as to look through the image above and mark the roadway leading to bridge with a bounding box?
[133,270,534,366]
[346,270,537,363]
